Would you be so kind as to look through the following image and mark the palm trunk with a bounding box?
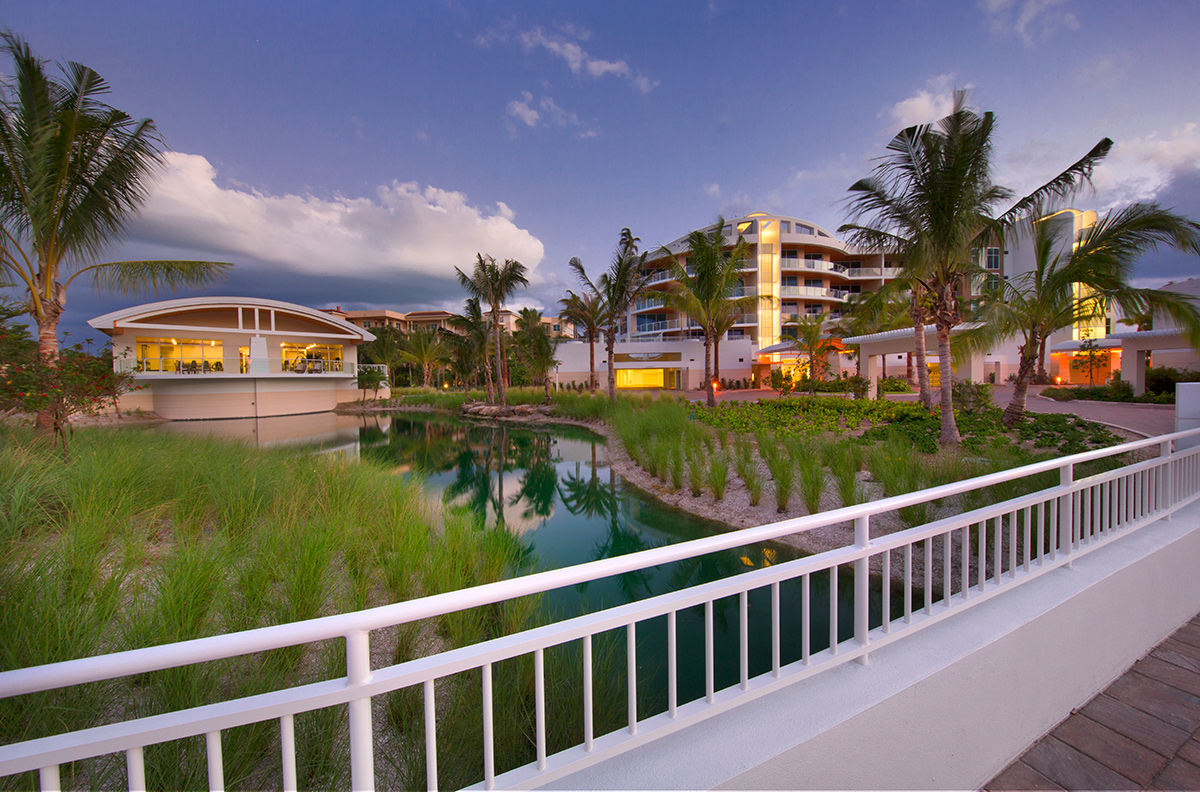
[1036,336,1048,382]
[35,311,61,432]
[911,297,932,409]
[935,318,960,446]
[588,334,596,391]
[544,374,552,405]
[704,332,715,407]
[606,327,617,401]
[492,306,506,406]
[1003,346,1037,428]
[906,352,913,384]
[713,334,721,394]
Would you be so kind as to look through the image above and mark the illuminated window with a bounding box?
[280,342,345,372]
[136,337,223,373]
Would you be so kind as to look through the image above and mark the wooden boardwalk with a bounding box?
[987,613,1200,790]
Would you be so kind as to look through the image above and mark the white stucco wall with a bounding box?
[554,498,1200,790]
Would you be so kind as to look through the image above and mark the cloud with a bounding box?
[1092,123,1200,205]
[505,91,596,136]
[888,75,965,131]
[486,25,655,94]
[981,0,1080,47]
[1075,52,1132,90]
[127,152,546,295]
[704,183,721,199]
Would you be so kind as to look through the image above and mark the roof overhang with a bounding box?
[88,296,375,342]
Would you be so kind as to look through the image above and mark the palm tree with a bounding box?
[573,229,652,401]
[360,325,406,386]
[840,89,1112,445]
[513,308,561,404]
[400,327,449,387]
[972,203,1200,426]
[658,218,760,406]
[836,290,913,379]
[784,312,841,395]
[455,254,528,406]
[447,297,493,399]
[558,288,607,391]
[0,34,230,429]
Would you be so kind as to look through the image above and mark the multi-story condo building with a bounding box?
[628,212,900,358]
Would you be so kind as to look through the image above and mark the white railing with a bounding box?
[358,363,388,375]
[115,359,357,376]
[3,430,1199,791]
[779,286,849,301]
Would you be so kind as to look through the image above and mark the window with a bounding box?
[781,250,799,259]
[805,253,823,261]
[727,328,746,339]
[798,225,814,235]
[736,220,756,235]
[281,342,345,372]
[136,337,224,373]
[986,247,1001,270]
[780,221,791,233]
[782,276,798,287]
[805,278,823,288]
[987,275,1001,290]
[636,313,667,331]
[806,304,823,315]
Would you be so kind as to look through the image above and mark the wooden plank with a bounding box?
[1135,654,1200,699]
[1152,758,1200,791]
[1080,694,1191,756]
[1021,736,1138,790]
[1106,672,1200,733]
[986,760,1066,791]
[1168,622,1200,651]
[1176,736,1200,768]
[1052,713,1168,787]
[1155,639,1200,674]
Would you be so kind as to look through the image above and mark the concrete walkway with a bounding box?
[986,612,1200,791]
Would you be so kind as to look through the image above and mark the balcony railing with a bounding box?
[3,428,1197,791]
[634,297,666,311]
[779,286,850,301]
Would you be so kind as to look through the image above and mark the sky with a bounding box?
[5,0,1200,345]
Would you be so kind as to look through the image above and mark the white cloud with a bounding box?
[129,152,545,283]
[1075,52,1132,90]
[1091,123,1200,204]
[512,26,656,94]
[506,91,541,127]
[981,0,1080,47]
[704,183,721,199]
[888,75,965,131]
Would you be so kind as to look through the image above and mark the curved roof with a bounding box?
[88,296,375,341]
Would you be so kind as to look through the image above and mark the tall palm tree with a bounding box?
[784,312,841,395]
[400,327,449,387]
[558,288,607,391]
[0,34,230,429]
[513,308,561,404]
[972,203,1200,426]
[840,89,1112,445]
[455,253,528,406]
[573,229,652,401]
[360,325,406,386]
[658,218,761,406]
[447,297,493,399]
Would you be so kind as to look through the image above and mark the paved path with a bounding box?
[693,385,1178,437]
[986,612,1200,791]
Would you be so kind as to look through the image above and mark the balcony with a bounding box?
[634,297,666,312]
[779,286,849,301]
[115,358,360,376]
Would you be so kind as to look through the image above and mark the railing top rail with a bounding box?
[3,425,1197,699]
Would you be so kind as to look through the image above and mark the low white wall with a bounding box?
[555,498,1200,790]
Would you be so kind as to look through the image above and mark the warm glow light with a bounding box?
[712,379,720,392]
[443,382,449,389]
[1055,376,1062,384]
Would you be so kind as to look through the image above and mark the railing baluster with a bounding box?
[627,623,637,734]
[705,601,715,703]
[38,766,59,792]
[882,550,891,634]
[424,679,438,791]
[280,714,297,792]
[802,573,811,665]
[483,663,495,790]
[126,746,145,792]
[1023,506,1031,572]
[345,629,374,792]
[829,565,838,655]
[740,591,750,688]
[583,635,594,751]
[854,516,870,660]
[993,515,1002,585]
[943,532,952,607]
[771,582,781,677]
[904,544,913,624]
[206,730,224,792]
[535,648,547,769]
[1007,512,1016,580]
[962,525,971,601]
[668,611,678,715]
[925,538,933,615]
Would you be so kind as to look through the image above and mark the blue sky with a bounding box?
[6,0,1200,344]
